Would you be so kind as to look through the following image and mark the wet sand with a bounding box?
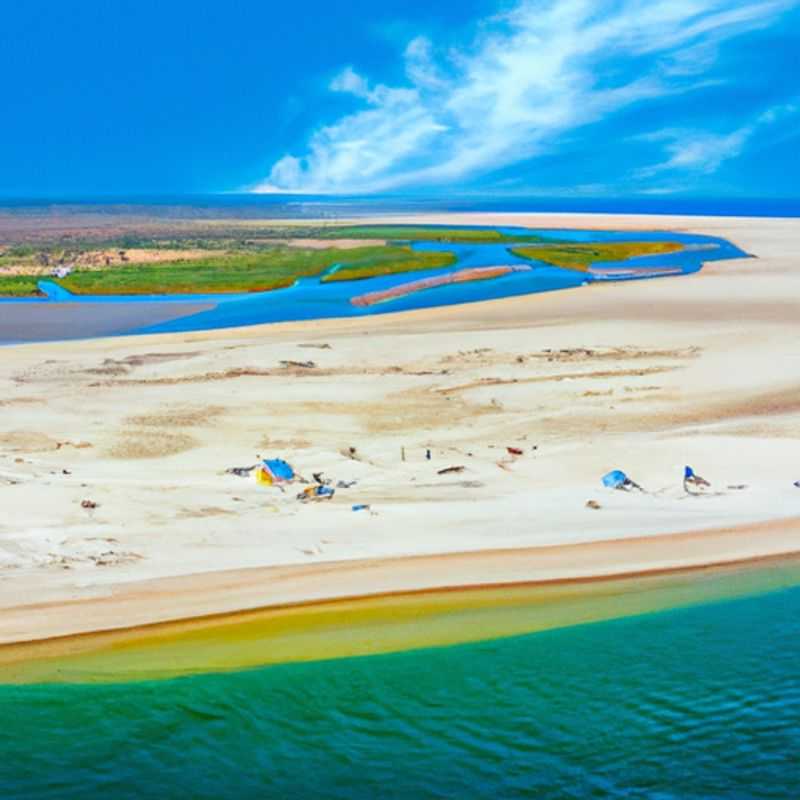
[0,301,214,344]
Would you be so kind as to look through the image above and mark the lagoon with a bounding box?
[0,228,747,344]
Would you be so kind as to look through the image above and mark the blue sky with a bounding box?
[1,0,798,198]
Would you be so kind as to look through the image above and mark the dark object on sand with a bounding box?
[586,500,602,510]
[312,472,331,486]
[337,480,357,489]
[426,449,432,460]
[794,481,800,489]
[352,504,370,512]
[684,466,711,493]
[507,447,524,456]
[226,465,257,477]
[438,466,466,475]
[81,500,98,510]
[280,360,316,369]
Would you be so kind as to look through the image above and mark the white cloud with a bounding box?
[330,67,371,100]
[253,0,795,194]
[637,102,799,177]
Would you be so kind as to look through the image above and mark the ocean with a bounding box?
[2,576,799,799]
[1,194,800,218]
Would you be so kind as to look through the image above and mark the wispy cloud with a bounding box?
[636,102,799,178]
[254,0,796,194]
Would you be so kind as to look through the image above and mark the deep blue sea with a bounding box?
[2,584,799,799]
[1,193,799,218]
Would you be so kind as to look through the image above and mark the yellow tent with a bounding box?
[254,466,273,486]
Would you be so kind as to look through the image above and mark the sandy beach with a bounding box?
[1,212,799,646]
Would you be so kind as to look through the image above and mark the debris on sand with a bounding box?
[352,504,371,512]
[90,551,144,567]
[438,466,465,475]
[298,485,335,502]
[507,447,524,456]
[336,480,357,489]
[586,500,602,510]
[684,466,711,494]
[81,500,98,510]
[226,465,258,477]
[280,360,316,369]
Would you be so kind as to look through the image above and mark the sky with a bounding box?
[1,0,798,198]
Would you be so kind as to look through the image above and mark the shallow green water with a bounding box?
[2,585,799,799]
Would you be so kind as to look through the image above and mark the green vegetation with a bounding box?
[3,244,39,258]
[323,250,457,282]
[511,241,684,271]
[0,253,37,269]
[314,225,543,244]
[0,231,688,298]
[49,245,457,296]
[0,275,42,297]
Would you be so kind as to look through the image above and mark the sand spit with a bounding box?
[1,212,799,645]
[351,265,531,307]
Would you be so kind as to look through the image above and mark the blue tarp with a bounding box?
[602,470,628,489]
[263,459,295,482]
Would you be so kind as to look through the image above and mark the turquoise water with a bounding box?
[2,584,799,799]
